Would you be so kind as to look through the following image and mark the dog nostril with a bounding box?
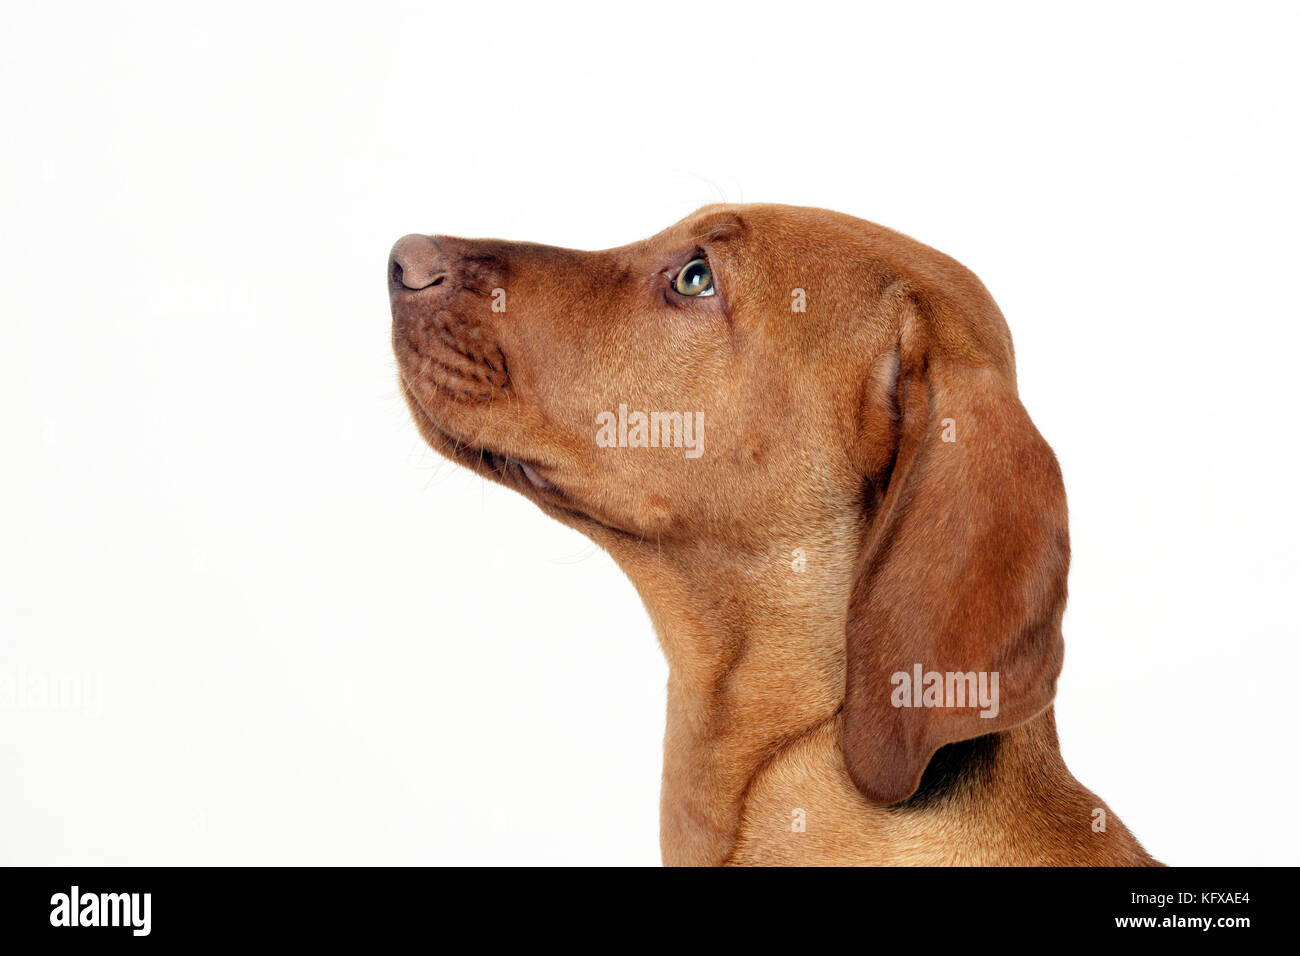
[389,234,447,291]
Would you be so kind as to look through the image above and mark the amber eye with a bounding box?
[672,257,715,296]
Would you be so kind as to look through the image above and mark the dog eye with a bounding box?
[672,258,715,297]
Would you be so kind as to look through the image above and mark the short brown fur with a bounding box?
[388,204,1158,866]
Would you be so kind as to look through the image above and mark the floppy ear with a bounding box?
[843,291,1069,805]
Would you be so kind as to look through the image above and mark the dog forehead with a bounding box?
[657,203,842,245]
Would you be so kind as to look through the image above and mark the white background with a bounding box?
[2,1,1297,866]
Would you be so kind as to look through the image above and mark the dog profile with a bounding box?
[388,203,1158,866]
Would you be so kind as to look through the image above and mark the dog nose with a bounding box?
[389,234,447,291]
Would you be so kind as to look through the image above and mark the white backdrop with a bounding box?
[2,1,1297,866]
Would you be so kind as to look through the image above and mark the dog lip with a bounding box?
[404,390,562,500]
[484,452,562,499]
[399,378,641,539]
[516,459,556,493]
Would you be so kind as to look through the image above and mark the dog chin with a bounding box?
[398,377,650,543]
[399,377,566,497]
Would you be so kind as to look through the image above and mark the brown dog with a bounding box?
[388,204,1158,866]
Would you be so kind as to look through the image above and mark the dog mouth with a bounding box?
[399,377,562,497]
[486,450,558,494]
[399,378,649,541]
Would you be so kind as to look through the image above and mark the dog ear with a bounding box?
[843,288,1069,805]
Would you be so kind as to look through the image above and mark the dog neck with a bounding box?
[620,526,855,865]
[655,597,845,865]
[618,534,1153,866]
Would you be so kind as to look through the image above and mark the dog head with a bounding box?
[390,203,1068,804]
